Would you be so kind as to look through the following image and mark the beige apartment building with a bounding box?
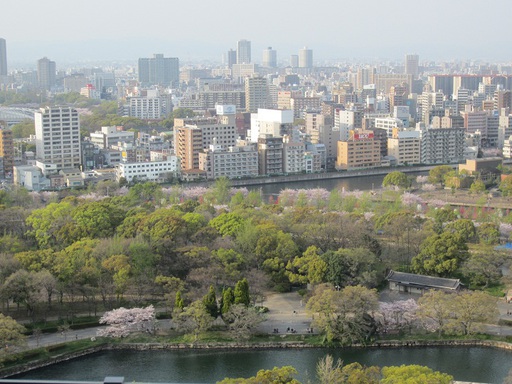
[336,130,381,171]
[198,142,258,180]
[174,114,237,171]
[387,129,421,165]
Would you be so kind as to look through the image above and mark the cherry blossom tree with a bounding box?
[378,299,418,333]
[97,305,156,338]
[401,193,424,208]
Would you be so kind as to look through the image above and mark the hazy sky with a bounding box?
[3,0,512,66]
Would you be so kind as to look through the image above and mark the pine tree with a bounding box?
[234,278,250,306]
[174,290,184,311]
[202,285,218,317]
[221,287,235,314]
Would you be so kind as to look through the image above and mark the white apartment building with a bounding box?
[35,107,81,169]
[198,142,258,180]
[116,157,180,183]
[128,90,172,120]
[375,117,404,138]
[503,136,512,158]
[250,108,293,142]
[90,126,135,149]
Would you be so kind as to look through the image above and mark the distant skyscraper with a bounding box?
[237,39,251,64]
[290,55,299,68]
[0,38,7,76]
[138,54,179,87]
[262,47,277,68]
[405,54,419,79]
[227,49,237,68]
[298,47,313,68]
[37,57,56,91]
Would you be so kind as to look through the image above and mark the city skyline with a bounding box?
[2,0,512,65]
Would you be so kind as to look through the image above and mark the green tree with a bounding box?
[10,119,35,139]
[224,304,265,341]
[411,232,468,276]
[72,201,126,240]
[2,269,39,315]
[322,248,379,288]
[470,179,486,194]
[176,300,214,341]
[174,290,185,311]
[462,249,511,288]
[26,201,75,249]
[203,285,219,318]
[209,212,245,237]
[476,222,500,245]
[210,176,231,204]
[286,245,327,285]
[444,219,476,242]
[217,366,300,384]
[0,314,26,353]
[500,175,512,197]
[382,171,412,189]
[381,365,452,384]
[234,278,250,306]
[428,165,454,186]
[448,290,498,335]
[306,284,378,344]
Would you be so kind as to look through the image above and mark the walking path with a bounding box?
[22,291,512,349]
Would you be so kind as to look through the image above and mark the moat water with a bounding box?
[10,347,512,383]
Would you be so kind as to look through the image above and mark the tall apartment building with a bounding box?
[35,107,81,169]
[249,108,294,143]
[404,54,419,79]
[283,136,305,174]
[138,54,179,87]
[174,112,237,170]
[356,67,376,90]
[298,47,313,68]
[417,125,465,164]
[237,40,251,64]
[305,113,337,168]
[0,38,7,76]
[245,77,270,113]
[336,130,381,171]
[262,47,277,68]
[0,126,13,177]
[37,57,56,91]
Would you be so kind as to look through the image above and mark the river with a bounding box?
[246,171,427,200]
[10,347,512,383]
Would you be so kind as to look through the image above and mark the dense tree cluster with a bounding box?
[0,170,507,346]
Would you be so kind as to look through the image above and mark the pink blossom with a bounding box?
[401,192,424,207]
[422,183,436,192]
[416,175,429,184]
[97,305,156,338]
[378,299,418,332]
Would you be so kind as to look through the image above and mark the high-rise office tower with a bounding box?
[0,38,7,76]
[35,107,82,169]
[138,54,179,87]
[290,55,299,68]
[226,49,237,68]
[262,47,277,68]
[237,39,251,64]
[245,77,270,113]
[298,47,313,68]
[37,57,56,91]
[405,54,419,79]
